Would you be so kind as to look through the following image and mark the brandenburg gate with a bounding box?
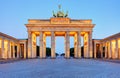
[25,7,95,59]
[1,6,120,60]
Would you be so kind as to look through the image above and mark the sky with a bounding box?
[0,0,120,54]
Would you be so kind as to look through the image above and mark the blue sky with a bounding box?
[0,0,120,53]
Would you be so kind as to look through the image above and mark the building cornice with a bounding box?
[0,32,19,41]
[101,32,120,41]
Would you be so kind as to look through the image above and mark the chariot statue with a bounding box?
[53,5,68,17]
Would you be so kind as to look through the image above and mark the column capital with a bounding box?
[66,31,70,35]
[89,30,93,33]
[1,38,5,41]
[78,30,81,32]
[28,31,32,34]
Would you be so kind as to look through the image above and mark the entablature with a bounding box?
[25,24,95,28]
[28,18,94,25]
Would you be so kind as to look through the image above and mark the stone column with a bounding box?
[74,33,77,58]
[12,43,15,58]
[105,42,107,58]
[7,40,11,58]
[51,31,56,58]
[24,42,26,59]
[119,47,120,59]
[118,48,120,59]
[115,39,118,59]
[0,39,2,58]
[83,33,89,58]
[1,38,4,58]
[109,41,112,59]
[65,31,70,58]
[118,40,120,59]
[19,44,22,58]
[43,33,46,58]
[27,31,32,58]
[17,44,20,58]
[89,31,93,58]
[100,43,103,58]
[40,31,43,58]
[31,33,36,58]
[94,41,96,58]
[77,31,81,58]
[107,42,110,58]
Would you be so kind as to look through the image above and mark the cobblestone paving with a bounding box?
[0,58,120,78]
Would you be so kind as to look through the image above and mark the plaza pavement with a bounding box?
[0,57,120,78]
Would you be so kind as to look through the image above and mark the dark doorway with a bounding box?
[15,46,17,58]
[103,47,105,58]
[96,44,101,58]
[81,46,84,57]
[36,46,39,57]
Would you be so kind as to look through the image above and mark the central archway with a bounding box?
[55,36,65,58]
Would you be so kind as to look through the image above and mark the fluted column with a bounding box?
[109,41,112,58]
[7,40,11,58]
[94,41,96,58]
[118,40,120,59]
[77,31,81,58]
[17,44,20,58]
[65,31,70,58]
[83,33,89,58]
[1,38,4,58]
[27,31,32,58]
[31,33,36,58]
[119,48,120,59]
[12,43,15,58]
[100,43,103,58]
[19,45,21,58]
[51,31,56,58]
[40,31,43,58]
[74,33,77,58]
[89,31,93,58]
[105,42,107,58]
[43,33,46,58]
[0,39,2,58]
[116,39,118,59]
[108,42,110,58]
[24,42,26,59]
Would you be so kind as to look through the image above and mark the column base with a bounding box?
[42,57,46,59]
[51,57,56,59]
[77,57,81,59]
[83,57,92,59]
[27,57,37,59]
[39,57,43,59]
[64,57,70,59]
